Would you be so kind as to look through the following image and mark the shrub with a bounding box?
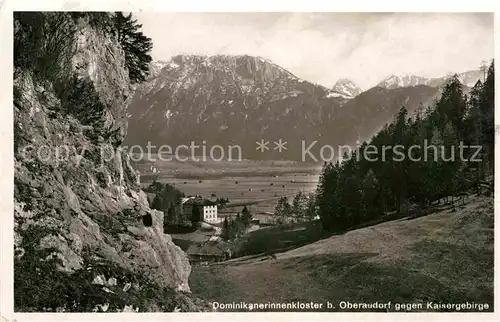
[63,75,107,128]
[14,12,76,87]
[14,11,153,91]
[15,229,192,312]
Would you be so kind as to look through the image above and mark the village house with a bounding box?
[202,205,218,223]
[179,196,219,223]
[186,242,228,263]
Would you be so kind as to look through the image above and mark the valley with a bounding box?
[137,158,321,215]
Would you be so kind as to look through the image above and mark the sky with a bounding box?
[135,12,493,89]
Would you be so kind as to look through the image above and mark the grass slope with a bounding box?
[189,195,494,312]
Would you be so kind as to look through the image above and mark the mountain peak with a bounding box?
[376,74,431,89]
[328,78,362,99]
[376,67,484,90]
[148,60,170,78]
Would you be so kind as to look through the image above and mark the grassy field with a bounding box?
[189,195,494,312]
[227,220,330,257]
[138,158,321,214]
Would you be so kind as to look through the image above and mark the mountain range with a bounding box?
[376,69,484,90]
[125,54,483,161]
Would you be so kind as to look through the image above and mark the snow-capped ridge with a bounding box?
[328,78,362,99]
[376,74,431,89]
[376,67,485,90]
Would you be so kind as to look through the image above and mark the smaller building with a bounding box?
[186,242,226,263]
[181,197,218,223]
[203,205,218,223]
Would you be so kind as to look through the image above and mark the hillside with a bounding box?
[190,195,494,312]
[323,84,440,147]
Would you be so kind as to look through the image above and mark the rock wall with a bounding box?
[13,13,196,311]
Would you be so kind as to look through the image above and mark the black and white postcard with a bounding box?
[1,1,497,320]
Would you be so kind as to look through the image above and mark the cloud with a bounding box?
[135,12,493,89]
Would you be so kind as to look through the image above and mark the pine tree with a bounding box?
[274,197,291,224]
[465,81,483,147]
[313,60,494,232]
[316,162,339,230]
[436,75,467,139]
[479,61,495,171]
[336,155,362,227]
[291,191,308,222]
[305,193,318,221]
[111,12,153,83]
[166,204,175,225]
[360,169,381,221]
[222,217,230,240]
[241,206,252,226]
[151,193,163,211]
[390,107,411,213]
[191,205,201,224]
[229,218,239,239]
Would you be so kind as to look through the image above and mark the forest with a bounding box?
[314,62,494,232]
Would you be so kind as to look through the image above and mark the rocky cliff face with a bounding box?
[13,13,202,312]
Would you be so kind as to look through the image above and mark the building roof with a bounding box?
[186,241,225,256]
[182,197,216,206]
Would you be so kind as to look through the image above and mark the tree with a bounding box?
[435,75,467,140]
[145,179,163,194]
[360,169,382,221]
[335,155,362,228]
[111,12,153,83]
[305,193,318,221]
[216,197,229,208]
[274,197,291,225]
[166,204,175,224]
[390,107,410,213]
[479,62,495,168]
[311,60,494,233]
[241,206,252,225]
[14,12,76,83]
[316,161,340,230]
[222,218,230,241]
[291,191,308,222]
[147,181,185,226]
[229,217,244,239]
[191,205,202,225]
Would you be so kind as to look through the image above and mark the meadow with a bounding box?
[190,196,494,312]
[136,156,322,214]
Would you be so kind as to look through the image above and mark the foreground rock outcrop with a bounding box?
[13,13,205,312]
